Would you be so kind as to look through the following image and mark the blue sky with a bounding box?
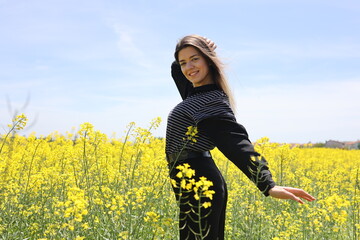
[0,0,359,143]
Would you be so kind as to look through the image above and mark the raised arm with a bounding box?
[171,61,193,100]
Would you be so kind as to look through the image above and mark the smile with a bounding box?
[188,71,199,77]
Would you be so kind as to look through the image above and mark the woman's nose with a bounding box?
[185,62,194,70]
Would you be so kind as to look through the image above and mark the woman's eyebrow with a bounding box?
[179,54,199,63]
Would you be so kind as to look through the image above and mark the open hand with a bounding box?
[268,186,316,204]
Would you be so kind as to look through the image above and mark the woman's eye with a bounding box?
[192,57,199,61]
[180,62,186,66]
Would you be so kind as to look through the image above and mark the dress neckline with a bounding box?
[189,84,218,96]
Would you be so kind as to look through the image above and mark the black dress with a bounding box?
[166,62,276,240]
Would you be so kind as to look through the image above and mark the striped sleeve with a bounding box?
[193,96,235,124]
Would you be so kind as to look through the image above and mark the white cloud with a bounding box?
[111,23,156,70]
[113,24,143,57]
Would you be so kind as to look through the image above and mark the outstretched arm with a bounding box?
[199,116,316,203]
[199,116,276,196]
[171,61,193,100]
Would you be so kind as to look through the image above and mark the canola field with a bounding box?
[0,114,359,239]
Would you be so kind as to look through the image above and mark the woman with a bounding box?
[165,35,315,240]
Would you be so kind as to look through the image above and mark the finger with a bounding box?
[296,191,316,201]
[301,195,316,202]
[283,187,314,198]
[284,192,304,204]
[283,187,316,202]
[203,37,217,51]
[294,191,316,201]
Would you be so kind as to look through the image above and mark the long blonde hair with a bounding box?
[174,34,236,110]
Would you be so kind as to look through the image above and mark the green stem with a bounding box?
[119,123,134,173]
[24,140,42,195]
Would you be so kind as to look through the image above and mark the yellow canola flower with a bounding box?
[170,179,178,188]
[144,211,160,222]
[202,202,212,209]
[176,163,196,179]
[180,179,186,189]
[11,113,28,130]
[185,126,198,137]
[194,193,200,201]
[203,190,215,200]
[184,125,199,143]
[81,223,90,230]
[0,115,358,239]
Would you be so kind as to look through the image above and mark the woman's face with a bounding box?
[178,46,214,87]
